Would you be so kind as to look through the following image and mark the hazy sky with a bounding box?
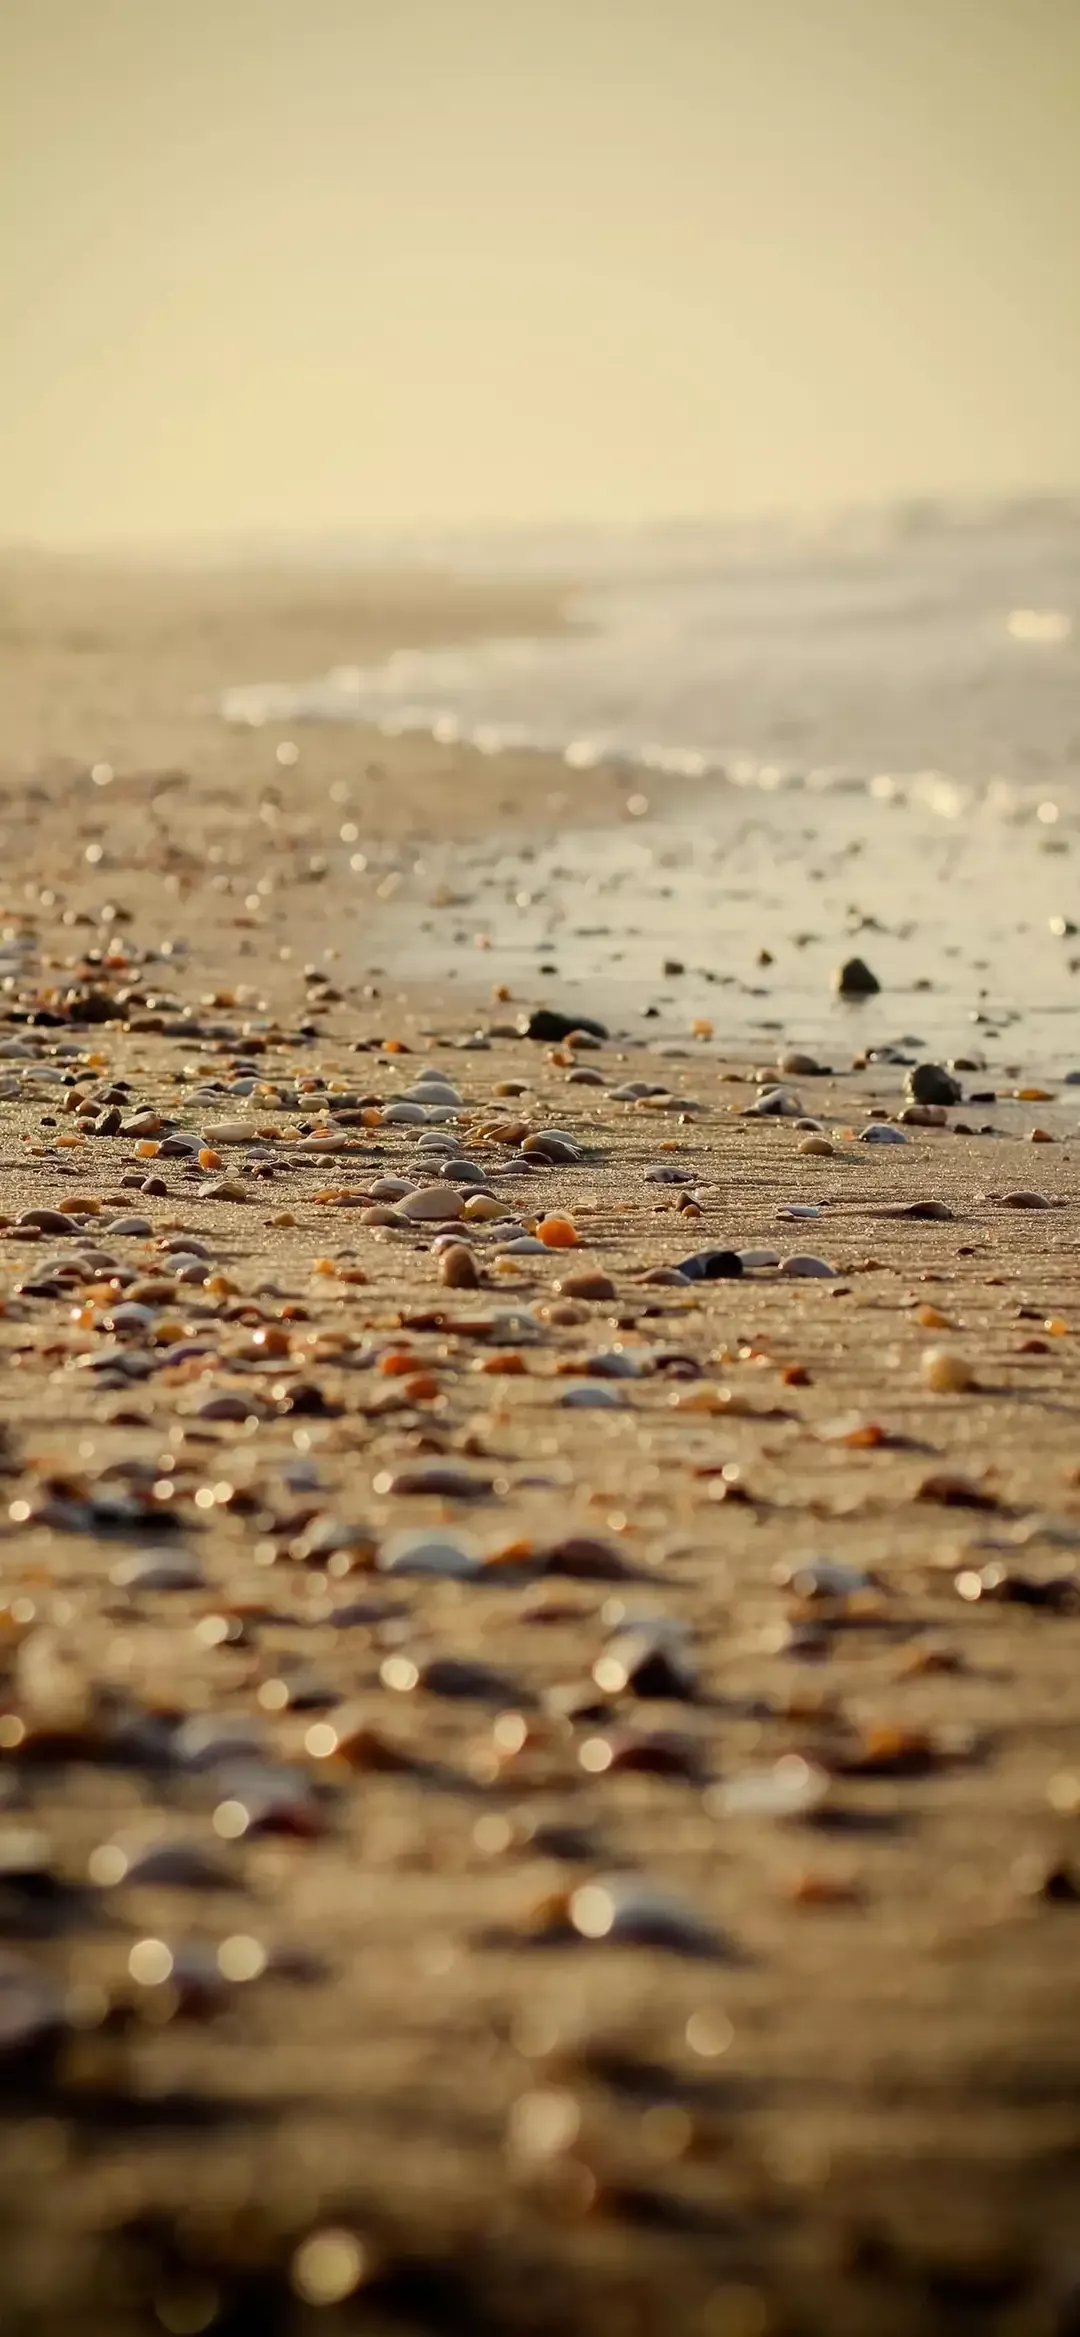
[3,0,1079,544]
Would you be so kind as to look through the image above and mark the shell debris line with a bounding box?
[1,559,1080,2334]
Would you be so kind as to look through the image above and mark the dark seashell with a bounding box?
[376,1463,493,1500]
[917,1472,1001,1510]
[541,1536,632,1581]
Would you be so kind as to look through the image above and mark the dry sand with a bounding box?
[1,558,1080,2337]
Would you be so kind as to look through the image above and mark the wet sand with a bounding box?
[2,558,1080,2337]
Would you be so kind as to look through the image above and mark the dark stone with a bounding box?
[834,957,881,997]
[906,1063,963,1106]
[673,1249,744,1281]
[519,1008,609,1043]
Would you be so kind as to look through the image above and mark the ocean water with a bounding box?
[222,497,1080,820]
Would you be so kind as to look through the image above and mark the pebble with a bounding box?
[743,1088,801,1117]
[520,1009,608,1042]
[560,1384,626,1408]
[593,1626,696,1700]
[439,1244,481,1289]
[906,1063,962,1105]
[554,1270,616,1302]
[922,1348,976,1394]
[834,956,881,996]
[672,1249,744,1281]
[859,1122,908,1144]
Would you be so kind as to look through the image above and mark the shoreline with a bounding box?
[1,556,1080,2335]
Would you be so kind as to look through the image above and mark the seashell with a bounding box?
[712,1755,831,1819]
[91,1839,235,1890]
[110,1550,206,1592]
[398,1185,467,1222]
[743,1087,802,1117]
[377,1529,481,1577]
[779,1254,837,1278]
[559,1384,625,1409]
[569,1876,724,1956]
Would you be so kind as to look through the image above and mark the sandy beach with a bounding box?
[2,556,1080,2337]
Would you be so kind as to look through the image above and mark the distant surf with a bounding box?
[221,497,1080,821]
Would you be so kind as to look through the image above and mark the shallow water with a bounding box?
[362,787,1080,1078]
[223,496,1080,819]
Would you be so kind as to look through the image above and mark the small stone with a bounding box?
[878,1199,955,1219]
[439,1244,480,1289]
[921,1347,976,1394]
[997,1191,1053,1210]
[906,1063,962,1105]
[593,1626,695,1700]
[779,1051,825,1075]
[672,1250,744,1281]
[520,1009,608,1043]
[644,1163,696,1184]
[859,1122,908,1144]
[743,1088,801,1118]
[834,957,880,996]
[560,1384,625,1408]
[554,1271,616,1302]
[799,1136,834,1157]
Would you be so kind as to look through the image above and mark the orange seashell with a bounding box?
[135,1141,160,1157]
[537,1217,579,1250]
[781,1363,811,1386]
[401,1372,440,1402]
[379,1349,418,1376]
[482,1537,534,1568]
[198,1147,223,1170]
[477,1351,529,1375]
